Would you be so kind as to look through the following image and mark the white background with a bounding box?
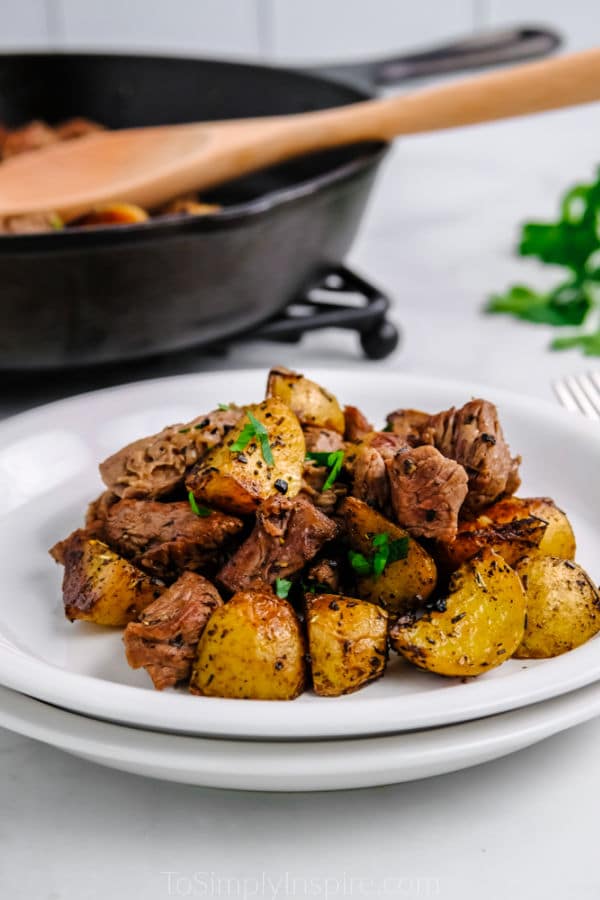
[0,0,598,58]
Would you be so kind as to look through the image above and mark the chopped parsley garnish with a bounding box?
[188,490,212,517]
[218,402,230,411]
[178,427,191,434]
[230,411,274,466]
[275,577,293,599]
[486,167,600,354]
[348,550,372,577]
[348,532,410,579]
[306,449,345,492]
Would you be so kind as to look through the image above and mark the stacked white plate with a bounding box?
[1,369,599,792]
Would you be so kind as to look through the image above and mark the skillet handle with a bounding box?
[317,25,561,88]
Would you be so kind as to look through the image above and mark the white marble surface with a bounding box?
[2,101,600,898]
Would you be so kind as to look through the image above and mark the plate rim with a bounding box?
[1,680,600,790]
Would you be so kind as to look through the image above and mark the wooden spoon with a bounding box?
[1,49,600,221]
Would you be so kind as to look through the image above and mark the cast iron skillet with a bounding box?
[0,26,559,370]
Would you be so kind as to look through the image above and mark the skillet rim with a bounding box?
[0,49,388,253]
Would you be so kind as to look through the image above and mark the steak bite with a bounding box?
[306,557,342,594]
[104,499,244,579]
[386,445,469,543]
[350,444,389,510]
[218,495,338,593]
[344,405,373,442]
[385,409,433,447]
[303,426,345,454]
[346,431,407,512]
[429,399,520,513]
[99,406,243,500]
[123,571,222,690]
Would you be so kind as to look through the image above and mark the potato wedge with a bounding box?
[390,549,526,677]
[526,498,576,560]
[61,532,164,626]
[190,591,306,700]
[436,510,548,572]
[438,497,574,569]
[306,594,388,696]
[341,497,437,614]
[266,366,345,433]
[514,556,600,658]
[186,398,305,515]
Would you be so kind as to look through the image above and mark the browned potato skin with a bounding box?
[439,497,575,569]
[390,549,526,677]
[341,497,437,614]
[306,594,388,696]
[186,398,305,515]
[514,556,600,658]
[526,498,576,560]
[61,533,164,626]
[266,367,345,434]
[190,591,306,700]
[435,509,548,573]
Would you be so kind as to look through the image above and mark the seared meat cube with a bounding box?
[350,444,389,510]
[303,426,345,454]
[429,399,520,513]
[2,120,59,158]
[306,558,341,594]
[346,431,406,511]
[386,445,468,543]
[55,118,104,140]
[123,571,222,690]
[104,499,243,578]
[300,470,346,516]
[218,495,338,593]
[344,405,373,442]
[385,409,433,446]
[99,406,242,500]
[85,490,118,535]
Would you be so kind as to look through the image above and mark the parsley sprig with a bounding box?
[230,411,274,466]
[275,577,293,599]
[188,490,212,517]
[306,450,344,492]
[348,532,409,580]
[486,167,600,354]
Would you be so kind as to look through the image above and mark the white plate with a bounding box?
[2,681,600,791]
[0,369,598,740]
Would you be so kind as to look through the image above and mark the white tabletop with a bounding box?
[2,102,600,898]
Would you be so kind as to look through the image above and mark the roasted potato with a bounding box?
[438,497,575,570]
[186,398,305,515]
[74,203,149,226]
[436,500,548,572]
[61,532,164,626]
[514,556,600,658]
[390,549,526,677]
[306,594,388,696]
[190,590,306,700]
[526,498,576,560]
[266,366,345,433]
[341,497,437,614]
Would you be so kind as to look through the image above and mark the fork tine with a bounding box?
[554,374,600,419]
[554,378,581,413]
[576,372,600,417]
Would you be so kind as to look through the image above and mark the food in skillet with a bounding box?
[0,118,219,234]
[49,367,600,699]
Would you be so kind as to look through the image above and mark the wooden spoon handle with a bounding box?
[256,48,600,159]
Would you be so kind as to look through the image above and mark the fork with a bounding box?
[554,373,600,419]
